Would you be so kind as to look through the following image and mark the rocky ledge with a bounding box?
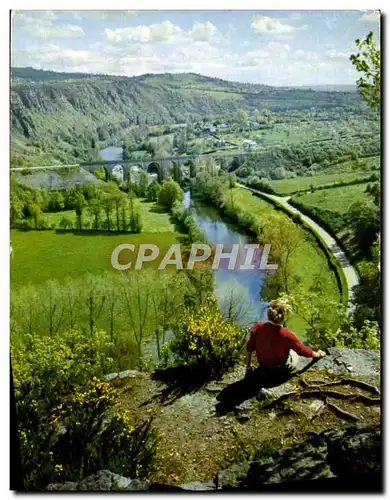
[47,348,381,492]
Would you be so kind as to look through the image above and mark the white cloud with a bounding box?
[188,21,218,42]
[12,11,84,40]
[359,11,380,22]
[327,51,351,61]
[12,10,57,24]
[72,10,137,21]
[32,24,85,39]
[239,50,270,67]
[105,21,182,43]
[251,15,307,37]
[105,20,219,45]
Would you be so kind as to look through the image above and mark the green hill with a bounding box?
[11,67,367,166]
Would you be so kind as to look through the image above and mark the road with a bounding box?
[239,184,359,310]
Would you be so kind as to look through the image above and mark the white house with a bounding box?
[203,123,217,133]
[243,139,257,148]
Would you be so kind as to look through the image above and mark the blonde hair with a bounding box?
[267,299,292,325]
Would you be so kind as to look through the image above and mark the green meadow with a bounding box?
[269,171,375,195]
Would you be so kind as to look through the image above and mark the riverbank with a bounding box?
[192,185,341,335]
[239,184,356,311]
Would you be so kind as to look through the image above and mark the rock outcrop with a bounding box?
[46,348,381,491]
[47,424,381,492]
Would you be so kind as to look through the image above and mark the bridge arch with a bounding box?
[111,164,124,182]
[147,162,164,182]
[127,164,144,184]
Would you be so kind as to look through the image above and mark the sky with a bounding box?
[11,10,380,86]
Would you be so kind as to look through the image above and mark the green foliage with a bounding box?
[352,261,381,328]
[346,199,380,256]
[158,178,184,208]
[11,70,375,166]
[51,381,158,483]
[235,108,249,125]
[246,176,276,194]
[165,297,247,374]
[138,170,149,197]
[146,180,162,202]
[260,213,305,294]
[279,289,347,349]
[350,31,381,110]
[12,330,158,489]
[170,200,206,243]
[193,170,225,207]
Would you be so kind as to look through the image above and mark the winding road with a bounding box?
[239,184,359,311]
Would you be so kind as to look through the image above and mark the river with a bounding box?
[100,145,268,330]
[185,191,267,328]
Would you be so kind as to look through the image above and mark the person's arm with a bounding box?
[245,327,256,372]
[284,329,326,358]
[246,350,253,371]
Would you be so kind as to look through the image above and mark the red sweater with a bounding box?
[246,321,313,366]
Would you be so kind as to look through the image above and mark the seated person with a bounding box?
[246,298,325,377]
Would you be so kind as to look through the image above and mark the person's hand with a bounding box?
[313,350,326,358]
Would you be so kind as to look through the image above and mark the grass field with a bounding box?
[229,188,341,335]
[292,183,372,214]
[42,200,177,233]
[10,229,182,288]
[11,199,184,287]
[269,171,375,195]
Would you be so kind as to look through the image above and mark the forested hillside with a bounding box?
[11,68,369,166]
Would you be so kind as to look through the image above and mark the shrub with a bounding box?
[158,178,184,208]
[12,329,158,489]
[166,298,247,375]
[50,380,159,483]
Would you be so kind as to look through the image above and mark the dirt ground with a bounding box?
[117,362,381,485]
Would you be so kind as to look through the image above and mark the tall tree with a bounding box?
[38,280,65,337]
[350,31,380,110]
[138,170,149,198]
[87,198,101,231]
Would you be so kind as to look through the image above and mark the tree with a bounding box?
[261,108,273,124]
[121,272,151,369]
[146,180,161,202]
[112,192,125,232]
[101,192,114,232]
[260,214,304,294]
[271,166,286,180]
[63,278,81,330]
[101,273,122,343]
[150,274,188,359]
[59,216,73,230]
[235,108,249,125]
[347,200,380,256]
[74,193,85,231]
[352,261,381,328]
[38,280,65,337]
[158,178,184,209]
[350,31,380,110]
[10,198,23,224]
[50,192,65,211]
[83,275,106,337]
[280,289,378,350]
[138,170,149,198]
[11,286,40,336]
[87,198,101,231]
[29,202,41,229]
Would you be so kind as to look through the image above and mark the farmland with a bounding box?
[269,169,378,195]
